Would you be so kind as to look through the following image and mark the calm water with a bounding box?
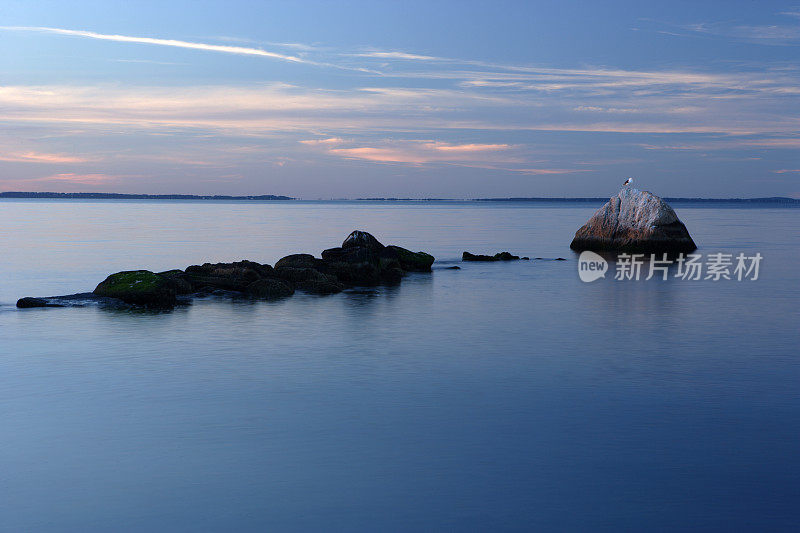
[1,200,799,532]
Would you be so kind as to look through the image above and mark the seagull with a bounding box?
[622,177,634,187]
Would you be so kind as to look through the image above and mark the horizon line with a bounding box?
[1,191,798,203]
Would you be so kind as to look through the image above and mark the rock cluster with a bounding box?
[17,231,435,310]
[462,251,529,262]
[570,188,697,254]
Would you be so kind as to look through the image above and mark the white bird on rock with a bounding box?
[622,177,634,187]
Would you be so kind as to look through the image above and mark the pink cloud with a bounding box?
[773,169,800,174]
[425,142,510,152]
[299,137,344,145]
[326,140,514,164]
[0,151,90,163]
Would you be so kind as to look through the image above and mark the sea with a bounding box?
[1,199,798,532]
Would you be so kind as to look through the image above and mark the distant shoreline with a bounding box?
[1,192,798,204]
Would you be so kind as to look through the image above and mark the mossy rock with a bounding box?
[386,245,435,272]
[93,270,176,308]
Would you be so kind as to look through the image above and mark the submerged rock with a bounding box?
[93,270,177,309]
[570,188,697,253]
[462,251,522,262]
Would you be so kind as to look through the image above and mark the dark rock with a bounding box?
[521,257,530,261]
[570,188,697,254]
[555,258,567,261]
[274,266,333,283]
[324,260,382,286]
[342,230,384,251]
[297,279,346,294]
[246,278,294,300]
[380,266,404,285]
[462,251,521,262]
[444,265,461,270]
[386,245,435,272]
[321,246,379,265]
[17,297,52,308]
[274,254,323,270]
[157,269,194,295]
[184,260,273,292]
[93,270,177,308]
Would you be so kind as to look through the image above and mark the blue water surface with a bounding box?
[1,200,798,532]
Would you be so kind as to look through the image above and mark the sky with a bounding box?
[0,0,798,198]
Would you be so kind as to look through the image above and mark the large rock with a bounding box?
[93,270,177,308]
[342,230,384,251]
[184,261,273,292]
[274,254,323,270]
[570,188,697,254]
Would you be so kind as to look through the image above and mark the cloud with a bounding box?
[2,26,307,62]
[0,151,89,163]
[325,140,514,164]
[352,50,441,61]
[426,142,510,152]
[773,169,800,173]
[299,137,345,145]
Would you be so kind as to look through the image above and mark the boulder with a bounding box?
[570,188,697,253]
[93,270,177,309]
[385,245,434,272]
[246,278,294,300]
[184,261,273,291]
[342,230,384,251]
[321,246,379,265]
[274,266,333,284]
[274,254,323,270]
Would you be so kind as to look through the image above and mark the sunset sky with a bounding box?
[1,0,799,198]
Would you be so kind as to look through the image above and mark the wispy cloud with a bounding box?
[0,151,90,163]
[2,26,307,62]
[352,50,441,61]
[326,140,513,164]
[773,168,800,173]
[299,137,345,145]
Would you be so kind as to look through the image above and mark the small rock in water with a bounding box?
[462,251,522,262]
[444,265,461,270]
[17,297,53,308]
